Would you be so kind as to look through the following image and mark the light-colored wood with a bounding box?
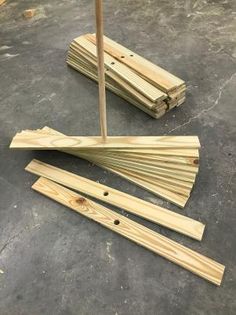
[17,126,198,207]
[95,0,107,140]
[80,149,199,166]
[86,34,185,92]
[76,152,196,182]
[32,177,225,285]
[73,36,166,102]
[84,161,190,207]
[10,132,201,150]
[0,0,6,6]
[76,150,199,173]
[29,126,198,207]
[23,9,36,18]
[67,33,186,118]
[67,53,166,111]
[67,56,167,117]
[26,159,205,240]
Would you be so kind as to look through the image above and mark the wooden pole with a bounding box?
[95,0,107,140]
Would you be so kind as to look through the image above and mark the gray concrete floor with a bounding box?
[0,0,236,314]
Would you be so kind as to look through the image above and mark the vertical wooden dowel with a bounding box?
[95,0,107,140]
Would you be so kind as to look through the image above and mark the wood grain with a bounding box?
[67,33,186,118]
[26,159,205,240]
[29,126,198,207]
[32,177,225,285]
[10,132,200,150]
[95,0,107,140]
[86,33,185,92]
[74,36,166,102]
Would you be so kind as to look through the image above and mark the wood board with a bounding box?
[67,34,187,118]
[32,177,225,286]
[26,159,205,240]
[9,126,200,207]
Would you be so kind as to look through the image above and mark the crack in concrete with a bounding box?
[167,72,236,134]
[0,231,22,255]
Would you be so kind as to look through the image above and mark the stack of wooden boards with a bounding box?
[25,159,225,285]
[67,34,186,118]
[10,127,200,208]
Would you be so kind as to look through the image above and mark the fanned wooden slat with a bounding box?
[28,126,199,207]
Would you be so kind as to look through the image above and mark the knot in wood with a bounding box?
[76,197,87,204]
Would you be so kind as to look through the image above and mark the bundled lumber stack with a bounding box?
[10,127,200,208]
[66,34,186,118]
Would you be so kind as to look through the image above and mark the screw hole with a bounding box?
[114,219,120,225]
[228,153,232,156]
[111,62,115,65]
[130,54,134,57]
[103,191,109,196]
[121,55,125,58]
[193,159,199,165]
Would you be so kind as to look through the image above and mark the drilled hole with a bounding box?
[130,54,134,57]
[103,191,109,196]
[228,153,232,156]
[121,55,125,58]
[111,62,115,65]
[114,219,120,225]
[193,159,199,165]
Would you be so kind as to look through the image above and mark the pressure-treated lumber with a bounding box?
[11,126,199,207]
[10,132,200,150]
[85,34,185,93]
[67,56,168,118]
[26,159,205,240]
[32,177,225,285]
[67,33,186,118]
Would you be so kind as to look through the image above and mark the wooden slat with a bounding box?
[81,150,199,166]
[32,177,225,285]
[67,54,166,111]
[85,33,185,93]
[77,153,196,183]
[67,34,186,118]
[26,159,204,240]
[35,126,195,207]
[10,132,200,150]
[73,36,166,102]
[76,150,199,173]
[67,58,165,118]
[87,162,190,207]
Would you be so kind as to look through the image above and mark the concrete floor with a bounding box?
[0,0,236,314]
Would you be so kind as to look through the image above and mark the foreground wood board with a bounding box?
[32,177,225,285]
[10,132,200,150]
[26,159,205,240]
